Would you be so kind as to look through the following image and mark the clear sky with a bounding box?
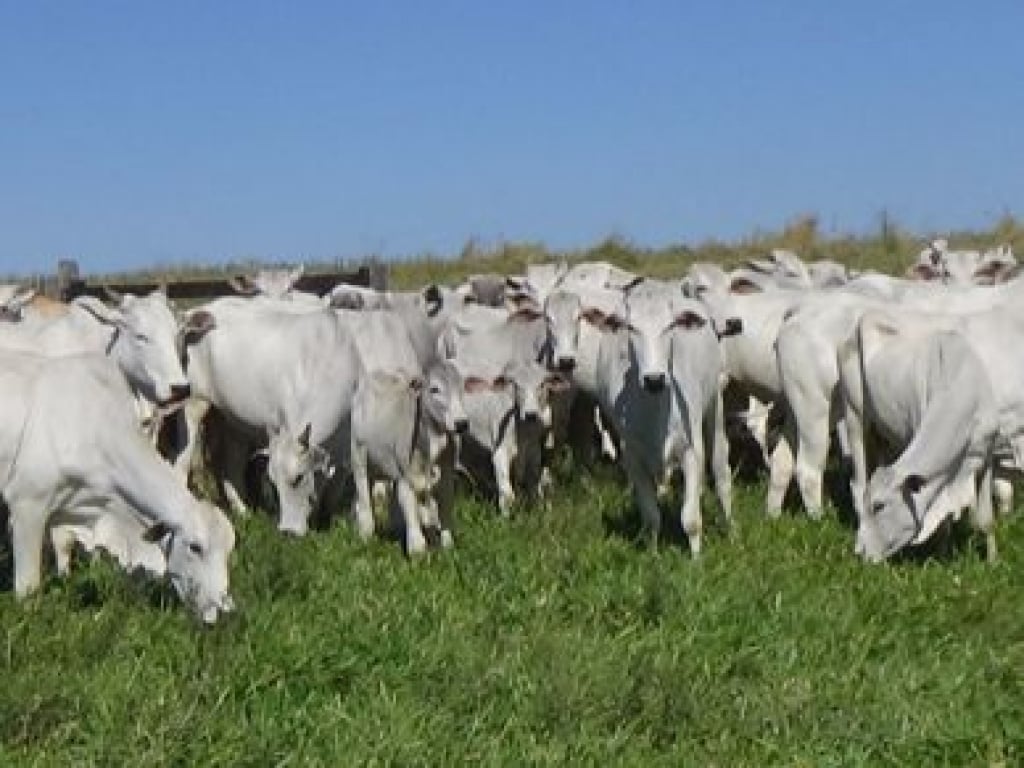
[1,2,1022,274]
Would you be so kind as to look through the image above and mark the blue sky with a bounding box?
[1,2,1022,274]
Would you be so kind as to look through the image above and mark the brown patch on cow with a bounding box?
[27,294,70,318]
[181,310,217,346]
[579,307,607,327]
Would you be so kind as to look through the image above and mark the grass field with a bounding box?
[1,457,1022,766]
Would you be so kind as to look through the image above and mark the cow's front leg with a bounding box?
[679,445,704,556]
[973,463,998,562]
[493,445,516,517]
[348,441,375,541]
[766,418,795,518]
[10,502,48,598]
[396,480,427,557]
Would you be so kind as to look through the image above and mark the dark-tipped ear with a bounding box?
[422,284,443,316]
[228,275,258,295]
[728,277,763,294]
[907,264,940,281]
[143,521,173,544]
[509,306,543,323]
[903,474,925,495]
[672,310,707,330]
[464,376,492,393]
[182,310,216,344]
[298,423,312,451]
[621,276,644,293]
[579,307,607,327]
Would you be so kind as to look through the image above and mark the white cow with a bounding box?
[350,359,469,554]
[180,302,363,534]
[838,317,1000,560]
[228,265,318,301]
[586,279,733,554]
[0,351,235,623]
[0,290,193,408]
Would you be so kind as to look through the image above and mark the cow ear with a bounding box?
[492,375,513,390]
[903,474,925,495]
[182,310,216,342]
[74,296,126,328]
[227,275,258,295]
[907,263,939,281]
[672,311,707,330]
[143,522,173,544]
[463,376,490,393]
[728,276,763,294]
[580,307,606,327]
[509,306,543,323]
[544,372,571,392]
[297,423,313,451]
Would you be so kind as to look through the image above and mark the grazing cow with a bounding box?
[586,279,733,554]
[0,351,235,623]
[839,317,1000,561]
[350,360,469,554]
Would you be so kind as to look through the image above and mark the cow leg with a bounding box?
[396,480,427,556]
[433,440,457,548]
[973,463,998,562]
[348,440,375,541]
[596,405,618,461]
[173,397,210,481]
[679,444,704,556]
[9,501,48,597]
[49,524,79,576]
[622,449,660,548]
[994,477,1014,518]
[765,418,795,518]
[493,444,516,517]
[219,433,251,517]
[707,389,733,528]
[793,397,830,520]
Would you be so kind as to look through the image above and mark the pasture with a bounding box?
[1,461,1022,766]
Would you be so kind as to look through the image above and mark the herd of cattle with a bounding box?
[0,238,1020,624]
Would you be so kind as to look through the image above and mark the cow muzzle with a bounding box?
[160,383,192,406]
[555,355,576,373]
[454,417,470,434]
[642,373,666,392]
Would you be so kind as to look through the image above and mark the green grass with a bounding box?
[1,464,1022,766]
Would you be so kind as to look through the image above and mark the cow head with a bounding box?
[421,359,470,435]
[78,291,192,407]
[230,266,305,299]
[465,360,569,427]
[858,465,974,562]
[0,285,36,321]
[266,423,334,536]
[145,500,236,625]
[585,282,712,394]
[543,290,583,373]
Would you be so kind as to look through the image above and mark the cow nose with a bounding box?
[169,384,192,402]
[522,410,540,422]
[556,356,576,372]
[642,373,666,392]
[454,418,470,434]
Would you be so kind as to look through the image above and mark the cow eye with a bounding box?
[871,501,884,516]
[290,472,305,488]
[429,385,443,396]
[134,332,151,343]
[189,542,204,556]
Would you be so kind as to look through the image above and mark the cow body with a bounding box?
[0,351,235,622]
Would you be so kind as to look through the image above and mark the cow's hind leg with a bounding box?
[679,444,704,556]
[396,480,427,557]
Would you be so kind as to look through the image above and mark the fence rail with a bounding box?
[23,260,388,303]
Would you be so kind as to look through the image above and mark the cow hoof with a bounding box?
[405,532,428,557]
[439,529,455,549]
